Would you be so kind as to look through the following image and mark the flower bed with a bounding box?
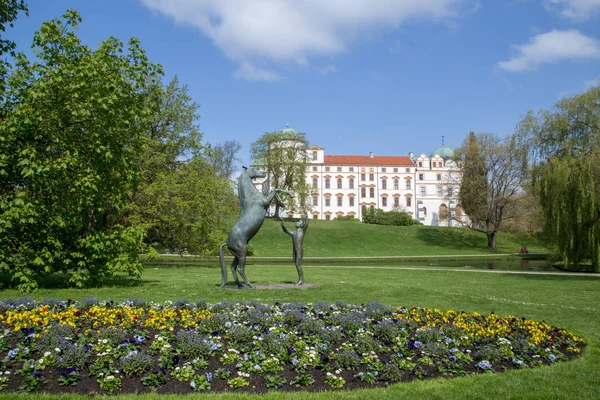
[0,298,585,394]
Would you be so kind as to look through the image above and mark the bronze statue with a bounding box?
[278,211,308,285]
[219,166,293,288]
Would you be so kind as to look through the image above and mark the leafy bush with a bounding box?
[362,208,422,226]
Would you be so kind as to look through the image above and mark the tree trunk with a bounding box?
[487,231,496,250]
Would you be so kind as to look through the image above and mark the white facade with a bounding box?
[253,131,464,226]
[304,146,417,221]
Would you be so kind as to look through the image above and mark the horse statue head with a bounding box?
[242,166,266,180]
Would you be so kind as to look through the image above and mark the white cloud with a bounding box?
[141,0,474,81]
[498,29,600,72]
[544,0,600,21]
[233,62,282,82]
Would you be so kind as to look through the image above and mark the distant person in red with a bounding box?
[520,246,528,254]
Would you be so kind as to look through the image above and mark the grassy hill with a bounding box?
[248,218,548,257]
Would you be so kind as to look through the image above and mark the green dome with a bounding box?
[280,123,296,134]
[430,145,454,159]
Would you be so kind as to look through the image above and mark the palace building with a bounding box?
[255,126,464,226]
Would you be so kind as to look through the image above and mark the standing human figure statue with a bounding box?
[278,210,309,285]
[219,166,293,288]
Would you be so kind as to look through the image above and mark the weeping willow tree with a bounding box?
[519,83,600,271]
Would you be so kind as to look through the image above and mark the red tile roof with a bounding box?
[324,155,415,166]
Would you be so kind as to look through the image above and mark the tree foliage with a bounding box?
[0,0,28,101]
[250,129,310,211]
[455,132,528,249]
[362,208,421,226]
[518,83,600,270]
[205,140,241,180]
[0,10,162,291]
[458,132,488,224]
[133,156,236,255]
[127,77,237,255]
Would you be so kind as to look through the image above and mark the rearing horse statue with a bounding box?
[219,166,293,288]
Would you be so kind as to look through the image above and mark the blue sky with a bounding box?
[7,1,600,167]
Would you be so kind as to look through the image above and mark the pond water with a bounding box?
[425,259,561,272]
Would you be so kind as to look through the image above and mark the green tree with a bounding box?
[250,128,310,211]
[127,76,237,254]
[0,0,28,101]
[455,132,528,250]
[0,11,162,291]
[136,156,236,255]
[458,132,488,225]
[205,140,242,180]
[141,75,203,183]
[518,83,600,270]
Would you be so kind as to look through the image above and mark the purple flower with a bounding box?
[449,355,457,361]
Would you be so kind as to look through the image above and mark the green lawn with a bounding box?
[249,219,548,257]
[1,262,598,399]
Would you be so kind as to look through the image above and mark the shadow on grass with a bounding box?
[0,273,158,290]
[416,227,487,250]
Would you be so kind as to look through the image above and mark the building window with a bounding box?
[382,167,386,172]
[349,178,354,189]
[432,162,436,168]
[337,197,342,207]
[423,207,427,216]
[405,168,410,173]
[382,197,387,207]
[418,161,423,167]
[325,166,330,171]
[325,197,331,207]
[325,214,331,220]
[361,173,365,181]
[337,166,342,172]
[382,179,387,190]
[437,173,442,181]
[418,173,424,180]
[405,180,410,190]
[325,178,330,189]
[349,167,354,172]
[336,178,342,189]
[446,186,453,197]
[394,168,398,172]
[312,178,318,187]
[370,188,375,198]
[313,214,318,219]
[312,151,317,160]
[407,197,412,207]
[369,173,374,181]
[361,187,366,197]
[394,197,399,207]
[437,186,443,197]
[312,166,317,171]
[370,205,375,211]
[349,197,355,207]
[420,186,426,196]
[312,196,318,206]
[393,179,399,190]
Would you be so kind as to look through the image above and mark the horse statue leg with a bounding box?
[219,243,228,287]
[236,253,253,288]
[230,256,241,287]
